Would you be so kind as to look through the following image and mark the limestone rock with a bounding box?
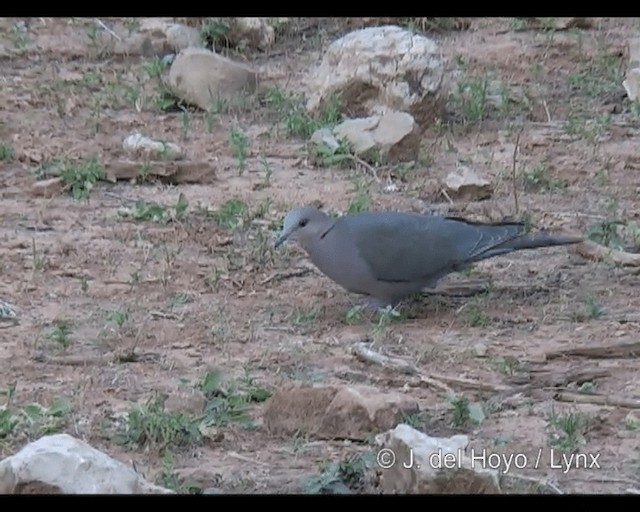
[230,18,276,50]
[375,424,501,493]
[118,18,203,56]
[31,177,64,198]
[305,25,445,126]
[122,132,184,161]
[0,434,174,494]
[263,384,419,441]
[623,38,640,101]
[311,111,419,164]
[167,48,258,111]
[443,167,493,202]
[164,388,207,416]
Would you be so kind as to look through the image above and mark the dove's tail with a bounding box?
[500,232,584,252]
[461,221,583,263]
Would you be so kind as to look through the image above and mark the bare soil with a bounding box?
[1,17,640,494]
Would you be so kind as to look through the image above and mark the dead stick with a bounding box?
[428,373,513,393]
[574,240,640,267]
[352,342,418,375]
[554,391,640,409]
[546,341,640,360]
[511,127,523,215]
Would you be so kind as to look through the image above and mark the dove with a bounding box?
[275,206,582,308]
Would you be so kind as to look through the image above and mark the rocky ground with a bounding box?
[1,17,640,494]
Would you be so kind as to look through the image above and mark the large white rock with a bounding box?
[167,48,259,111]
[306,26,445,126]
[375,424,501,493]
[623,38,640,101]
[0,434,174,494]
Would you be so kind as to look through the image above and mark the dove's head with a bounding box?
[275,207,331,249]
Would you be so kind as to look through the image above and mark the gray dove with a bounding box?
[275,206,583,308]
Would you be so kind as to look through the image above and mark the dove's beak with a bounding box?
[274,230,290,248]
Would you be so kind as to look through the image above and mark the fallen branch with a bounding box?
[554,391,640,409]
[32,353,112,366]
[508,366,610,389]
[426,373,513,393]
[511,127,523,215]
[352,342,417,375]
[545,341,640,360]
[574,240,640,267]
[352,342,514,394]
[104,161,217,184]
[94,18,121,41]
[260,268,313,286]
[422,280,490,297]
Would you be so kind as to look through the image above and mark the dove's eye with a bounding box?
[298,219,308,227]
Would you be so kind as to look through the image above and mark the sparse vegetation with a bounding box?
[1,16,637,495]
[305,452,374,494]
[546,409,590,453]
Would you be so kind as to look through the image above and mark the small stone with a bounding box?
[443,166,493,202]
[31,177,64,198]
[122,132,184,161]
[375,424,501,493]
[473,343,488,357]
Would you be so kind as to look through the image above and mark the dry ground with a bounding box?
[1,17,640,494]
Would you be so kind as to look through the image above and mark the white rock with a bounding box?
[443,166,493,202]
[230,18,276,50]
[306,26,444,126]
[623,69,640,101]
[122,132,184,160]
[0,434,174,494]
[331,111,419,163]
[118,18,203,56]
[375,424,501,493]
[623,39,640,101]
[167,48,258,111]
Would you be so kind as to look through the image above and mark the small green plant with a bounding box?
[265,86,342,139]
[198,369,270,429]
[200,18,232,51]
[1,387,71,442]
[0,143,14,161]
[450,74,490,125]
[492,356,524,376]
[312,137,354,168]
[119,194,189,224]
[521,163,567,192]
[304,452,373,494]
[586,221,627,251]
[213,199,248,230]
[372,305,402,334]
[546,409,590,452]
[346,178,371,214]
[344,306,364,324]
[229,128,249,174]
[464,304,492,328]
[624,412,640,431]
[46,320,73,350]
[31,238,46,271]
[449,393,485,427]
[106,307,129,328]
[292,306,322,327]
[401,410,428,431]
[571,296,604,322]
[116,394,202,450]
[59,158,105,200]
[155,451,200,494]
